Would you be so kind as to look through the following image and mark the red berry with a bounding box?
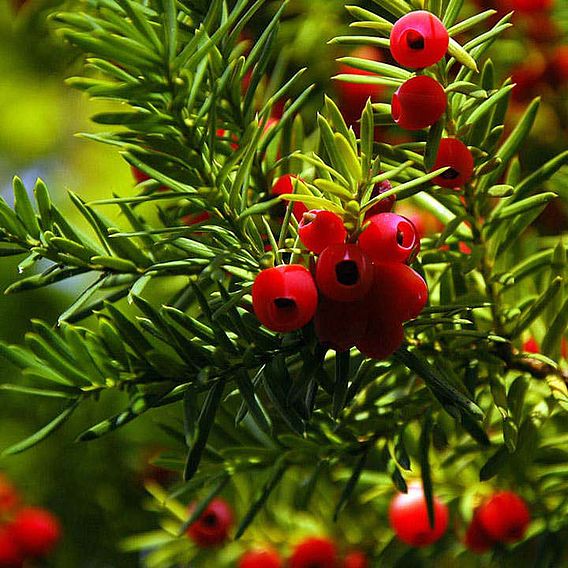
[239,548,282,568]
[432,138,474,189]
[370,262,428,322]
[388,484,449,547]
[343,550,369,568]
[355,314,404,360]
[511,0,553,12]
[299,210,347,254]
[11,507,61,558]
[547,45,568,85]
[131,165,151,184]
[390,11,449,69]
[523,337,539,353]
[216,128,239,150]
[289,537,337,568]
[316,244,374,302]
[337,46,386,126]
[359,213,419,264]
[511,61,546,103]
[391,76,447,131]
[252,265,318,332]
[0,474,19,514]
[476,491,530,544]
[271,175,309,221]
[364,180,396,218]
[315,296,369,352]
[181,211,210,226]
[464,509,496,554]
[186,498,233,548]
[0,526,22,568]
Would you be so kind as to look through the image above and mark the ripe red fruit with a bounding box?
[432,138,474,189]
[547,46,568,85]
[523,337,539,353]
[316,244,374,302]
[364,180,396,218]
[390,11,449,69]
[289,536,337,568]
[0,526,23,568]
[271,174,309,221]
[239,548,282,568]
[298,210,347,254]
[181,211,210,226]
[131,165,151,184]
[356,314,405,360]
[315,296,369,352]
[0,474,19,513]
[464,509,496,554]
[476,491,530,544]
[11,507,61,558]
[359,213,419,264]
[391,76,447,131]
[370,263,428,322]
[186,498,234,548]
[252,265,318,332]
[337,46,386,126]
[343,550,369,568]
[511,0,553,13]
[388,484,449,547]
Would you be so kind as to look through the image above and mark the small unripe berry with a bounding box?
[432,138,475,189]
[289,536,337,568]
[11,507,61,558]
[391,76,447,131]
[359,213,419,264]
[464,509,496,554]
[252,265,318,332]
[388,484,449,547]
[299,210,347,254]
[186,498,234,548]
[476,491,530,544]
[364,180,396,218]
[316,244,374,302]
[390,11,449,69]
[343,550,369,568]
[239,548,282,568]
[271,174,309,221]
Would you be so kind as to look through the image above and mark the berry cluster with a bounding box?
[464,492,531,553]
[252,193,428,360]
[387,11,474,190]
[186,499,368,567]
[0,474,61,567]
[388,484,531,555]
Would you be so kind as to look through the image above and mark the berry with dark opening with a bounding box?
[11,507,61,558]
[316,244,374,302]
[252,265,318,332]
[464,509,496,554]
[299,210,347,254]
[370,262,428,322]
[476,491,530,544]
[390,11,449,69]
[289,536,338,568]
[432,138,474,189]
[271,174,309,221]
[388,484,449,547]
[186,498,234,548]
[391,76,447,131]
[358,213,419,264]
[0,526,23,568]
[364,180,396,218]
[239,548,282,568]
[315,295,369,352]
[343,550,369,568]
